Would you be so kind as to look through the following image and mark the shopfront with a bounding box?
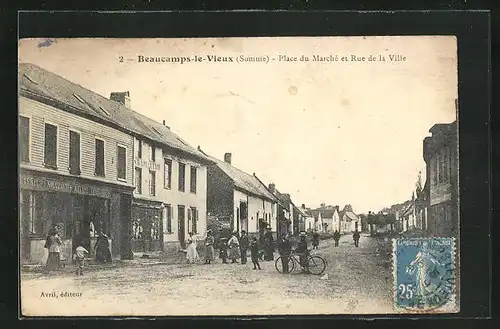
[131,200,164,254]
[19,169,134,264]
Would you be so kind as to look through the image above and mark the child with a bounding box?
[250,237,261,270]
[218,237,228,264]
[73,242,89,276]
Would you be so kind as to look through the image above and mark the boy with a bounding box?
[74,241,89,276]
[250,237,261,270]
[312,232,320,250]
[277,233,292,274]
[218,237,228,264]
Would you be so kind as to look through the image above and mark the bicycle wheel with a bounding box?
[275,256,295,274]
[307,256,327,275]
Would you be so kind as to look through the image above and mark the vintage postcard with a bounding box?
[18,36,459,316]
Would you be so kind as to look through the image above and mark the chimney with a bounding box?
[301,204,306,209]
[224,152,232,164]
[163,120,166,125]
[268,183,276,193]
[110,91,131,108]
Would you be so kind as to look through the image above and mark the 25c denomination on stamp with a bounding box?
[393,238,457,313]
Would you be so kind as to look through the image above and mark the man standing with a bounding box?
[278,233,292,274]
[239,230,249,264]
[353,229,360,248]
[333,230,341,247]
[263,227,275,261]
[312,231,320,250]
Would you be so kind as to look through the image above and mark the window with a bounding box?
[19,116,30,163]
[69,130,81,175]
[164,159,172,189]
[150,145,155,162]
[135,167,142,194]
[190,166,197,194]
[44,123,58,168]
[137,140,142,159]
[95,139,105,176]
[432,155,438,186]
[149,170,156,196]
[117,146,127,180]
[165,204,172,233]
[178,162,186,192]
[442,148,448,182]
[189,207,198,234]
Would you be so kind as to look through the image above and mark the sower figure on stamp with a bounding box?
[278,233,292,274]
[353,229,360,248]
[239,230,249,265]
[250,237,261,270]
[204,229,215,264]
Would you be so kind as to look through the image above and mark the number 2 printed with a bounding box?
[398,284,414,300]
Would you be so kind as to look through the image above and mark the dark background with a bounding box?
[1,5,493,329]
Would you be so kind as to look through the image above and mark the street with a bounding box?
[21,233,393,316]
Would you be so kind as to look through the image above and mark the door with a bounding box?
[178,205,186,248]
[120,194,133,260]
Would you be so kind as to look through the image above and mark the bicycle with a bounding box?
[275,249,327,275]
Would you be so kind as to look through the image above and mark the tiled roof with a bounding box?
[19,63,211,164]
[344,211,359,221]
[309,207,336,220]
[294,206,308,217]
[203,153,277,202]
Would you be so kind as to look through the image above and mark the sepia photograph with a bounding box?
[18,36,459,316]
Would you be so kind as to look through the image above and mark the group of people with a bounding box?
[184,227,281,270]
[43,224,113,275]
[277,232,311,274]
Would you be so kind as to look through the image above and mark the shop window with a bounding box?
[44,123,58,169]
[69,130,81,175]
[164,159,172,189]
[117,145,127,180]
[165,204,172,233]
[135,167,142,194]
[149,170,156,196]
[95,139,105,177]
[178,162,186,192]
[19,116,30,163]
[190,166,197,194]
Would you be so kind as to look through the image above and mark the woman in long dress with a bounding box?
[204,230,215,264]
[186,232,200,263]
[95,231,112,264]
[44,225,62,273]
[227,232,240,264]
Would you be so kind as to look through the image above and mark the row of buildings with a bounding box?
[20,63,340,264]
[377,105,459,238]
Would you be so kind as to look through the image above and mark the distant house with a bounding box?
[294,204,308,233]
[203,151,279,239]
[263,183,292,240]
[339,208,361,233]
[309,204,341,233]
[304,208,316,232]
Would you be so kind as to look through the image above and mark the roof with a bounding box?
[344,211,359,221]
[294,205,308,217]
[201,152,277,202]
[309,206,338,220]
[19,63,211,164]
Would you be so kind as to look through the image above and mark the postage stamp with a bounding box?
[393,238,457,313]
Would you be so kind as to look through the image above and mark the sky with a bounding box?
[18,36,457,214]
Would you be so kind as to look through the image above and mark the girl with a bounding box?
[204,230,215,264]
[227,232,240,264]
[250,237,261,270]
[186,232,200,263]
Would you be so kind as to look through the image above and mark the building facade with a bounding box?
[19,93,135,264]
[204,152,278,240]
[423,120,458,237]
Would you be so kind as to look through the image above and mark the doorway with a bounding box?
[239,201,248,234]
[178,205,186,248]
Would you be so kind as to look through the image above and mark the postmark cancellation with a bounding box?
[393,238,457,313]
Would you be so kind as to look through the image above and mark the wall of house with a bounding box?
[132,137,208,244]
[207,166,234,225]
[19,96,134,186]
[233,190,276,235]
